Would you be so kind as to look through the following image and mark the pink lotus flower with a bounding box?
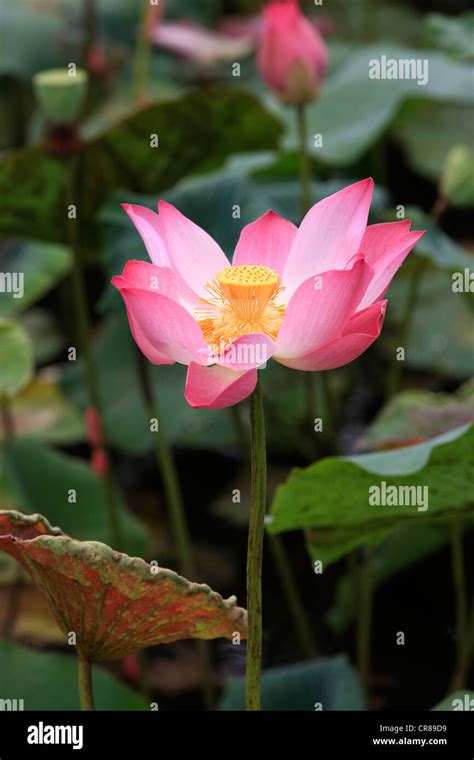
[112,179,425,410]
[258,0,327,103]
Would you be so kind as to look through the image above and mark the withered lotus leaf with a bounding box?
[0,511,247,661]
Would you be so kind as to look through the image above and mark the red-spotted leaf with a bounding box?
[0,511,247,661]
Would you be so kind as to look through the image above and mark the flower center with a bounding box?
[196,265,285,348]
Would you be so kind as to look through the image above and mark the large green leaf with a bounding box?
[394,103,474,182]
[0,88,283,247]
[268,425,474,566]
[220,656,365,711]
[0,640,146,710]
[0,438,146,556]
[329,383,474,631]
[272,44,474,166]
[0,241,71,317]
[0,320,33,397]
[385,269,474,378]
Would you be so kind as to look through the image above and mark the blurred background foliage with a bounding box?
[0,0,473,710]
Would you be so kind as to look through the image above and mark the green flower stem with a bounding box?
[135,350,214,709]
[356,544,373,694]
[268,534,316,659]
[246,376,267,710]
[78,655,95,711]
[67,159,123,551]
[132,0,153,104]
[449,521,469,692]
[229,403,316,660]
[385,196,448,399]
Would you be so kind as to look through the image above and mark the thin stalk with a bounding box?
[67,159,123,550]
[78,655,95,710]
[230,401,316,660]
[245,377,267,711]
[132,0,154,105]
[268,534,316,659]
[385,196,448,399]
[449,522,469,692]
[135,350,214,709]
[356,545,373,694]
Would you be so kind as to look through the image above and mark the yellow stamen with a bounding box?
[196,265,285,348]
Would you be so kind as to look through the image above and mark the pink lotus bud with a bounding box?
[258,0,327,104]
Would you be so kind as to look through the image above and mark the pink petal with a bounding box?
[157,201,230,297]
[127,312,175,365]
[121,204,170,267]
[232,210,297,276]
[275,300,387,371]
[358,223,426,309]
[151,21,253,65]
[275,257,374,359]
[209,333,277,371]
[282,178,374,299]
[113,286,207,365]
[113,260,199,312]
[185,362,257,409]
